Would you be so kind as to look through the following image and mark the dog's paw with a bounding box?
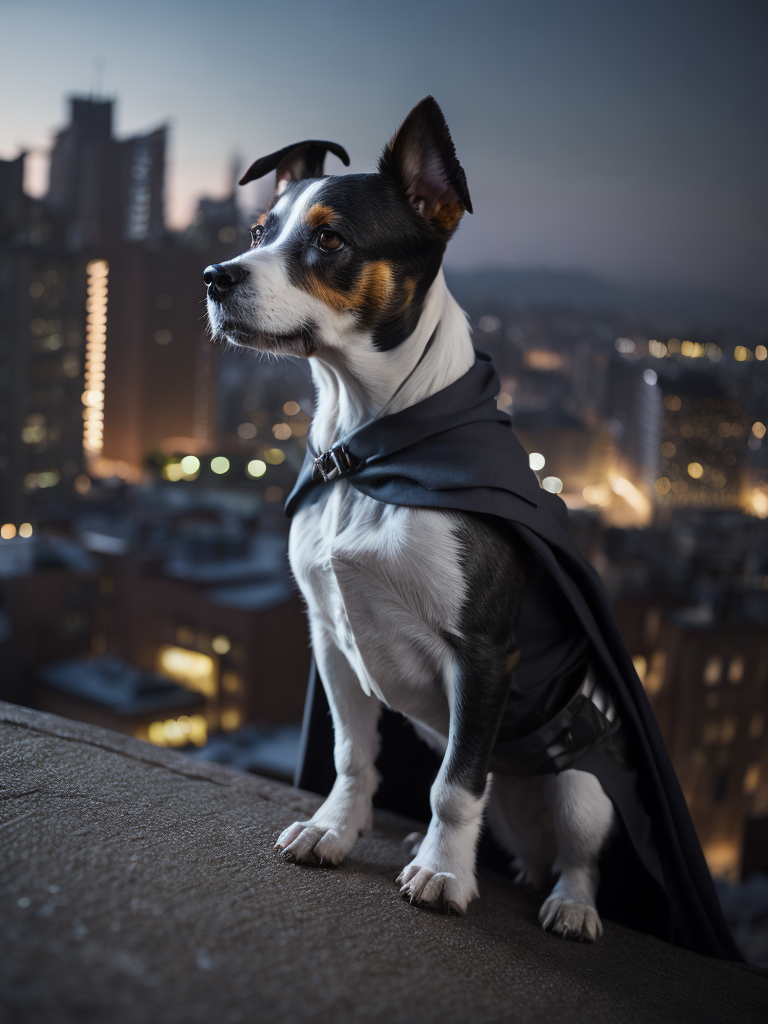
[274,821,355,866]
[539,895,604,942]
[396,864,476,915]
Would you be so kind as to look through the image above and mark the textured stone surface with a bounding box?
[0,701,765,1024]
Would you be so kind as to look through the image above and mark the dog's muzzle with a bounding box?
[311,443,356,483]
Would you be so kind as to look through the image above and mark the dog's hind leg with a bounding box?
[275,624,381,866]
[486,774,555,890]
[538,769,614,942]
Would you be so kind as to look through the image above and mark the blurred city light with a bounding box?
[541,476,563,493]
[211,456,230,474]
[246,459,267,478]
[529,452,546,471]
[158,646,216,698]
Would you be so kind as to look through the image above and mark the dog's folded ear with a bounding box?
[379,97,472,236]
[239,140,350,188]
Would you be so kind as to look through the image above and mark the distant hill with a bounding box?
[443,267,768,333]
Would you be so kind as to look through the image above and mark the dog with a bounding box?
[205,97,615,941]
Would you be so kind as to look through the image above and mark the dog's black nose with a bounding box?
[204,262,248,295]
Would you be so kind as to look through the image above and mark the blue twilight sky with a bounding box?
[1,0,766,298]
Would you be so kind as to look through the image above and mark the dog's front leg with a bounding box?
[276,624,380,866]
[397,651,514,914]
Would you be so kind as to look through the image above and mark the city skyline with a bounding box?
[1,0,766,300]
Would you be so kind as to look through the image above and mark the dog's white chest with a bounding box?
[288,484,465,728]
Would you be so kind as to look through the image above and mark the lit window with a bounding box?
[220,708,242,732]
[720,715,738,744]
[743,763,760,795]
[702,656,722,687]
[632,656,647,683]
[644,650,666,695]
[146,714,207,748]
[158,646,216,698]
[727,655,744,685]
[701,721,719,745]
[221,671,242,694]
[82,260,108,457]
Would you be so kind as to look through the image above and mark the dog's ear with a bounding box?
[379,97,472,235]
[239,140,350,197]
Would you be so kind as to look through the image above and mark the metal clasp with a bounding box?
[311,443,355,483]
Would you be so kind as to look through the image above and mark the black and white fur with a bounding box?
[205,98,615,940]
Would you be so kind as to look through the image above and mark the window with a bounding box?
[644,650,666,695]
[158,646,216,698]
[743,763,761,796]
[728,655,745,685]
[720,715,738,744]
[632,655,647,683]
[701,721,719,745]
[702,655,722,687]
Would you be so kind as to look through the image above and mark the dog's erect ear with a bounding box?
[379,97,472,235]
[239,140,350,191]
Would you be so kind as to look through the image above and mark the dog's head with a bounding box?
[204,97,471,358]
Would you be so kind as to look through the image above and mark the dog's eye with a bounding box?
[250,224,264,248]
[317,230,344,252]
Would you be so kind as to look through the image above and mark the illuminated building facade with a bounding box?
[0,152,92,526]
[638,606,768,878]
[654,375,752,511]
[82,259,108,460]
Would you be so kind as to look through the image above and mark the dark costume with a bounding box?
[285,351,741,961]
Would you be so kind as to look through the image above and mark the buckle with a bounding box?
[311,443,355,483]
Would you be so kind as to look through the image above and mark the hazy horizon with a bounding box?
[1,0,766,301]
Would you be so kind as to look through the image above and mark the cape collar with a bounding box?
[285,350,542,516]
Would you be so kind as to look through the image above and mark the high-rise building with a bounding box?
[0,95,250,514]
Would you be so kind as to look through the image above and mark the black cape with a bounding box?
[285,351,741,961]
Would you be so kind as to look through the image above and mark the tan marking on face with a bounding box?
[305,203,336,229]
[255,212,267,227]
[433,200,465,234]
[505,649,521,673]
[403,277,416,306]
[302,260,394,319]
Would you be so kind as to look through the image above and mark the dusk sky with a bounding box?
[1,0,765,298]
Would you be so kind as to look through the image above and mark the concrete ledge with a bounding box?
[0,701,765,1024]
